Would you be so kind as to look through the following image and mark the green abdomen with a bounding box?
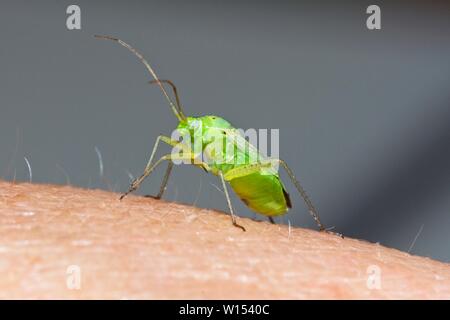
[229,172,291,216]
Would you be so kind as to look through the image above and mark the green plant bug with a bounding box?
[95,35,329,233]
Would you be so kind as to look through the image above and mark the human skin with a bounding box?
[0,180,449,299]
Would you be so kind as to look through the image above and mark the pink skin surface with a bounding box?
[0,180,449,299]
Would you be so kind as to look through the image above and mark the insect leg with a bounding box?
[222,162,272,180]
[219,171,246,232]
[145,161,173,200]
[120,135,177,200]
[268,217,276,224]
[122,153,186,200]
[276,159,325,231]
[155,161,173,199]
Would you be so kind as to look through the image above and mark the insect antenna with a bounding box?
[148,79,184,119]
[94,35,186,121]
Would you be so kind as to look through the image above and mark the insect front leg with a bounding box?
[123,153,191,200]
[120,135,177,200]
[149,161,173,200]
[218,171,246,232]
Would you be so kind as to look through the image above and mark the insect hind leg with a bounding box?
[275,159,343,237]
[275,159,325,231]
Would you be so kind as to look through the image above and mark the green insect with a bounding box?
[95,35,328,232]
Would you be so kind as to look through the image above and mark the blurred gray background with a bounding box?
[1,0,450,261]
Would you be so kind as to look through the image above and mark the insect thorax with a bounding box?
[175,116,265,174]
